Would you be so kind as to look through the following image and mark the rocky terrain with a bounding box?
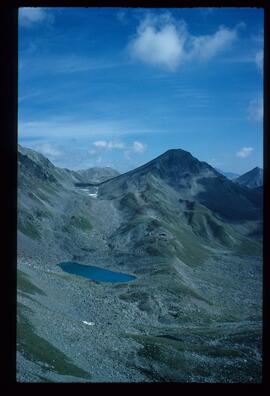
[77,167,120,184]
[17,145,263,383]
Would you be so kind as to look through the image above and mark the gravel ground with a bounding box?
[17,250,262,383]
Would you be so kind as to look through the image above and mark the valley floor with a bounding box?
[16,251,262,383]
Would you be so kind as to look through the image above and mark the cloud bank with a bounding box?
[35,142,62,157]
[93,140,125,150]
[92,140,146,155]
[132,141,146,154]
[236,147,254,158]
[255,50,263,71]
[128,13,241,70]
[248,98,263,122]
[19,7,54,27]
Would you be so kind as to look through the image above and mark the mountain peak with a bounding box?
[234,167,263,188]
[148,148,212,177]
[158,148,193,160]
[99,147,219,198]
[252,166,262,172]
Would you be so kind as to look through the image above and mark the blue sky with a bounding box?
[18,7,263,174]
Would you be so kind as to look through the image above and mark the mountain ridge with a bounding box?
[99,148,262,222]
[17,144,263,383]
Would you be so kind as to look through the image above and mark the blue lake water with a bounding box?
[58,262,136,283]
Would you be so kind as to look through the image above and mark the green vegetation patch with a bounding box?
[17,302,90,380]
[163,221,210,266]
[173,278,212,305]
[120,192,144,215]
[35,208,53,220]
[18,216,41,240]
[42,183,59,196]
[124,331,262,382]
[63,214,92,233]
[70,215,92,231]
[36,190,52,205]
[17,270,46,296]
[237,238,262,255]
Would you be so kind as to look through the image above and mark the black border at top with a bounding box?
[9,0,269,8]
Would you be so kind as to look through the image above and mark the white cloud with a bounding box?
[248,98,263,122]
[93,140,107,148]
[19,119,152,140]
[129,19,185,71]
[124,150,131,160]
[132,141,146,154]
[20,54,124,77]
[236,147,254,158]
[93,140,146,154]
[34,142,62,158]
[18,90,43,103]
[93,140,125,150]
[109,142,125,149]
[187,26,238,61]
[255,50,263,71]
[128,13,240,70]
[19,7,53,27]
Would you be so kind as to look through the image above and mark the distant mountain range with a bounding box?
[17,144,263,383]
[215,169,240,180]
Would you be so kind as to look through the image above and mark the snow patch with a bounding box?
[89,187,98,199]
[79,187,98,198]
